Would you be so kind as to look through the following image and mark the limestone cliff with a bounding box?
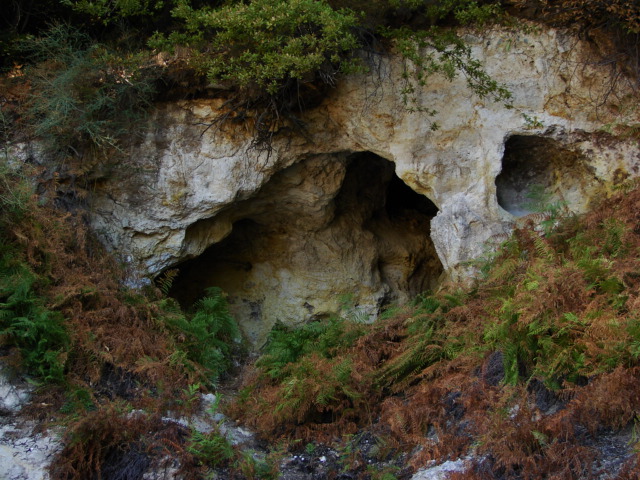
[90,25,640,345]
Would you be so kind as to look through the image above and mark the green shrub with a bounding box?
[273,355,361,423]
[162,287,241,385]
[483,308,588,389]
[0,158,69,383]
[0,255,70,383]
[150,0,360,95]
[187,429,235,468]
[60,0,166,24]
[145,0,510,148]
[23,24,156,159]
[257,316,365,380]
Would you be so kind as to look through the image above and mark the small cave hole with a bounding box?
[495,135,595,216]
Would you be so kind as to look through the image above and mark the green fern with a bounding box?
[156,269,179,296]
[413,294,441,314]
[375,333,446,388]
[257,316,365,380]
[0,265,69,383]
[163,287,241,384]
[602,219,628,257]
[187,429,235,468]
[532,236,556,264]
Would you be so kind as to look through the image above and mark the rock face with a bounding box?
[169,152,442,344]
[0,368,62,480]
[90,25,640,345]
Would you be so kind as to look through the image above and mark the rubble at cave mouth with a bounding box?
[167,152,443,345]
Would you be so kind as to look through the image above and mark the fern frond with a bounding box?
[532,236,556,263]
[156,268,179,296]
[487,257,519,283]
[376,341,444,388]
[602,219,628,257]
[502,342,520,385]
[612,177,640,194]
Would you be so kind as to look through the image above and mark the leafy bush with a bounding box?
[23,24,156,159]
[0,158,69,382]
[483,308,588,389]
[187,429,235,468]
[162,287,241,385]
[60,0,166,24]
[272,355,361,426]
[151,0,360,95]
[3,0,513,157]
[256,316,365,379]
[0,265,69,382]
[145,0,511,148]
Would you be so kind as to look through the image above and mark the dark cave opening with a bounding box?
[167,152,443,345]
[386,173,440,219]
[495,135,596,216]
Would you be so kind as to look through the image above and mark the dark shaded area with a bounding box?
[351,153,443,301]
[386,174,439,218]
[482,351,505,387]
[495,135,594,216]
[169,217,260,308]
[527,378,563,414]
[99,442,150,480]
[96,363,141,401]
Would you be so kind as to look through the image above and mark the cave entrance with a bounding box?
[495,135,598,216]
[167,152,443,345]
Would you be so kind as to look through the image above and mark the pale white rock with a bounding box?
[89,25,640,344]
[0,421,61,480]
[411,459,468,480]
[0,370,31,414]
[0,368,62,480]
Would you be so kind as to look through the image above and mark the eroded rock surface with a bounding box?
[0,368,61,480]
[169,152,442,344]
[89,25,640,343]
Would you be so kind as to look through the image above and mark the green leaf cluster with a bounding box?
[150,0,360,95]
[187,429,235,468]
[0,265,70,383]
[256,316,365,380]
[386,24,511,115]
[162,287,241,385]
[23,24,156,159]
[61,0,166,25]
[375,293,465,389]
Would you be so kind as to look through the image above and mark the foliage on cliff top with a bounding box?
[2,0,513,159]
[3,0,637,160]
[230,185,640,477]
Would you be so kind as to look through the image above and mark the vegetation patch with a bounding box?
[231,185,640,477]
[2,1,640,478]
[0,148,245,465]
